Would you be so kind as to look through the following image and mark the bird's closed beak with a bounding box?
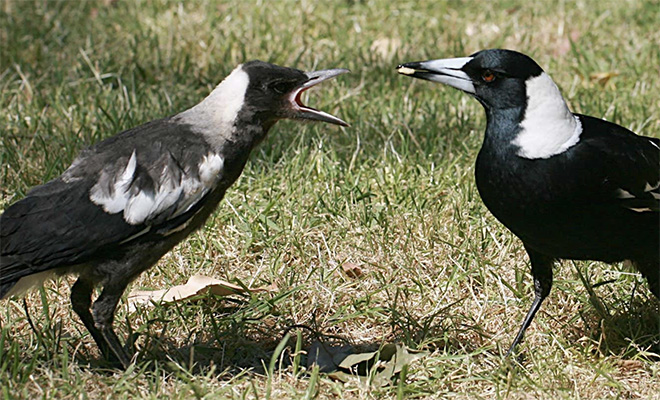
[397,57,475,94]
[289,68,350,127]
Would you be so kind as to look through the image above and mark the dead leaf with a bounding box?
[590,71,619,87]
[617,359,645,373]
[127,274,276,312]
[341,262,363,279]
[369,37,401,61]
[322,343,428,386]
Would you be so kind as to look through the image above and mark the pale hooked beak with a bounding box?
[289,68,350,127]
[397,57,475,94]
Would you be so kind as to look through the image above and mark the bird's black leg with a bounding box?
[91,280,132,369]
[507,245,554,356]
[70,278,120,365]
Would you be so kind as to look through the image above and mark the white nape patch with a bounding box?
[513,73,582,159]
[2,270,57,299]
[616,188,635,199]
[177,65,249,147]
[90,150,225,226]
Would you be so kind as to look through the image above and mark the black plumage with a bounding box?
[398,49,659,354]
[1,60,349,367]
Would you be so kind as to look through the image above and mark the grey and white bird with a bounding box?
[398,49,659,355]
[1,60,349,367]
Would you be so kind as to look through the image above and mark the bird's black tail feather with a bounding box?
[0,255,24,299]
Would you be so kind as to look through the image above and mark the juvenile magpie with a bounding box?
[1,61,349,367]
[397,49,659,354]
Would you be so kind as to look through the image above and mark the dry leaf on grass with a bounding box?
[369,37,401,61]
[341,262,363,279]
[127,274,276,312]
[590,71,619,86]
[306,341,428,386]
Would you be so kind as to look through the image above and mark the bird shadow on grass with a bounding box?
[11,289,478,375]
[81,295,470,377]
[572,294,660,360]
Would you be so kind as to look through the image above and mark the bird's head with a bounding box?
[239,60,349,127]
[397,49,544,111]
[180,61,349,149]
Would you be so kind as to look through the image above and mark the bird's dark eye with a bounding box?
[482,70,496,83]
[271,81,290,94]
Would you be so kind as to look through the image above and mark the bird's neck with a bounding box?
[483,73,581,160]
[176,68,270,153]
[510,73,582,159]
[482,107,526,156]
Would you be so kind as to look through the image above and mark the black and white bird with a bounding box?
[1,61,349,367]
[397,49,659,354]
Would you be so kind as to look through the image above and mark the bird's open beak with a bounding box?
[288,68,350,127]
[397,57,476,94]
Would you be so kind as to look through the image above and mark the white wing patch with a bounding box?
[617,180,659,212]
[646,180,660,200]
[199,153,225,185]
[645,181,659,193]
[616,188,635,199]
[90,151,138,214]
[90,150,224,225]
[513,73,582,159]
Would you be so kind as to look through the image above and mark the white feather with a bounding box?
[513,73,582,159]
[616,188,635,199]
[629,207,653,213]
[199,153,225,185]
[124,190,156,225]
[644,181,659,192]
[90,150,224,226]
[90,151,137,213]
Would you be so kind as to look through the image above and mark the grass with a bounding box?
[1,0,659,398]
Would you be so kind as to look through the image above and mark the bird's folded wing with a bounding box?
[1,133,223,279]
[596,135,659,213]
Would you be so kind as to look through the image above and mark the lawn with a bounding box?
[1,0,659,399]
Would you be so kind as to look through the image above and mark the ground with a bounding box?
[1,0,659,399]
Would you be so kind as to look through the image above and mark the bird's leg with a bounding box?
[70,277,120,365]
[91,280,132,369]
[507,245,554,356]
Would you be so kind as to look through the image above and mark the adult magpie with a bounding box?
[1,60,349,367]
[397,49,659,354]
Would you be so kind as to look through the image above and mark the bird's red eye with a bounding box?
[482,70,496,83]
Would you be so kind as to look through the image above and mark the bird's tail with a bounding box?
[0,255,27,300]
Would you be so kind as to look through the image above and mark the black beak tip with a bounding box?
[398,62,422,69]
